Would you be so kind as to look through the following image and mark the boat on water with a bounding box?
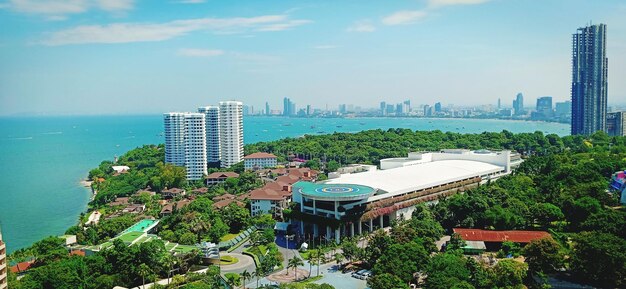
[336,125,343,128]
[317,131,326,134]
[310,125,316,129]
[359,122,366,125]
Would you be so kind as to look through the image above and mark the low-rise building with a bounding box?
[248,167,319,218]
[206,172,239,185]
[292,150,517,243]
[453,228,551,251]
[244,152,278,170]
[161,188,186,198]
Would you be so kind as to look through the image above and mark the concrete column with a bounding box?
[350,223,355,237]
[334,201,339,219]
[379,215,384,229]
[313,199,317,214]
[314,223,318,236]
[335,228,340,244]
[326,226,332,241]
[369,219,374,232]
[358,221,363,235]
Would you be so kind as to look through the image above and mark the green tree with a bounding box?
[138,263,151,289]
[492,259,527,288]
[287,256,304,281]
[424,253,471,289]
[522,237,563,273]
[570,231,626,287]
[373,241,429,283]
[367,273,409,289]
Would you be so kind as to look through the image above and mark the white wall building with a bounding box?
[219,101,244,168]
[163,112,208,180]
[292,150,520,243]
[198,106,221,163]
[0,226,7,289]
[244,152,278,170]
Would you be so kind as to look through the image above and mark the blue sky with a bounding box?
[0,0,625,115]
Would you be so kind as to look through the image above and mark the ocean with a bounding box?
[0,115,569,253]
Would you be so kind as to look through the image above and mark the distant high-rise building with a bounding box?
[306,104,312,116]
[571,23,608,135]
[386,104,395,115]
[434,102,442,113]
[265,102,270,115]
[513,93,524,115]
[0,226,6,289]
[403,100,411,112]
[219,101,244,168]
[198,106,220,164]
[555,101,572,121]
[164,112,208,180]
[339,104,347,114]
[396,103,403,115]
[283,97,296,116]
[607,112,625,136]
[497,98,501,110]
[242,105,250,116]
[424,105,431,117]
[536,96,553,118]
[380,101,387,115]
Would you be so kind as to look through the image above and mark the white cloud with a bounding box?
[96,0,133,11]
[2,0,135,19]
[382,10,427,26]
[40,15,311,45]
[175,0,205,3]
[346,20,376,32]
[255,19,311,31]
[178,48,224,57]
[428,0,490,7]
[4,0,88,15]
[313,45,338,49]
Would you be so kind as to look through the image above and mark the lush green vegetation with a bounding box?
[8,128,626,289]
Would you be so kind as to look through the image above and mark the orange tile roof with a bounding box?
[11,260,34,273]
[244,152,278,159]
[250,188,287,200]
[213,199,245,209]
[213,193,236,201]
[70,250,85,256]
[206,172,240,179]
[453,228,551,243]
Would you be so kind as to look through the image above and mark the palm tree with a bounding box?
[138,263,151,289]
[334,253,344,266]
[161,254,176,286]
[255,267,263,288]
[241,270,251,289]
[305,252,316,277]
[287,256,304,281]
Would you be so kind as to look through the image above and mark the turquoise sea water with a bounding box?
[0,115,569,253]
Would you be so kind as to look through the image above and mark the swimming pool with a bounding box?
[119,219,159,235]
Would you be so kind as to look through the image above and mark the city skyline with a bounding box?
[1,0,626,116]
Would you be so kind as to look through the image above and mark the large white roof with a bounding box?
[325,159,504,201]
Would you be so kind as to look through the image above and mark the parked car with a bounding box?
[360,270,373,280]
[352,269,368,279]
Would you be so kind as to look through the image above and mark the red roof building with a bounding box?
[453,228,551,244]
[206,172,240,185]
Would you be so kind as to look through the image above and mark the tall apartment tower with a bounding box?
[571,23,608,135]
[219,101,244,168]
[198,106,220,164]
[513,93,524,115]
[164,112,208,180]
[0,226,7,289]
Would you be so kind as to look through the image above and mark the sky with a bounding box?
[0,0,625,116]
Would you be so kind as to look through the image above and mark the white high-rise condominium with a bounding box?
[0,226,7,289]
[198,106,220,164]
[219,101,244,168]
[163,112,208,180]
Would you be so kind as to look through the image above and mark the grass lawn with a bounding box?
[117,231,144,243]
[173,245,198,253]
[220,232,240,242]
[220,255,239,265]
